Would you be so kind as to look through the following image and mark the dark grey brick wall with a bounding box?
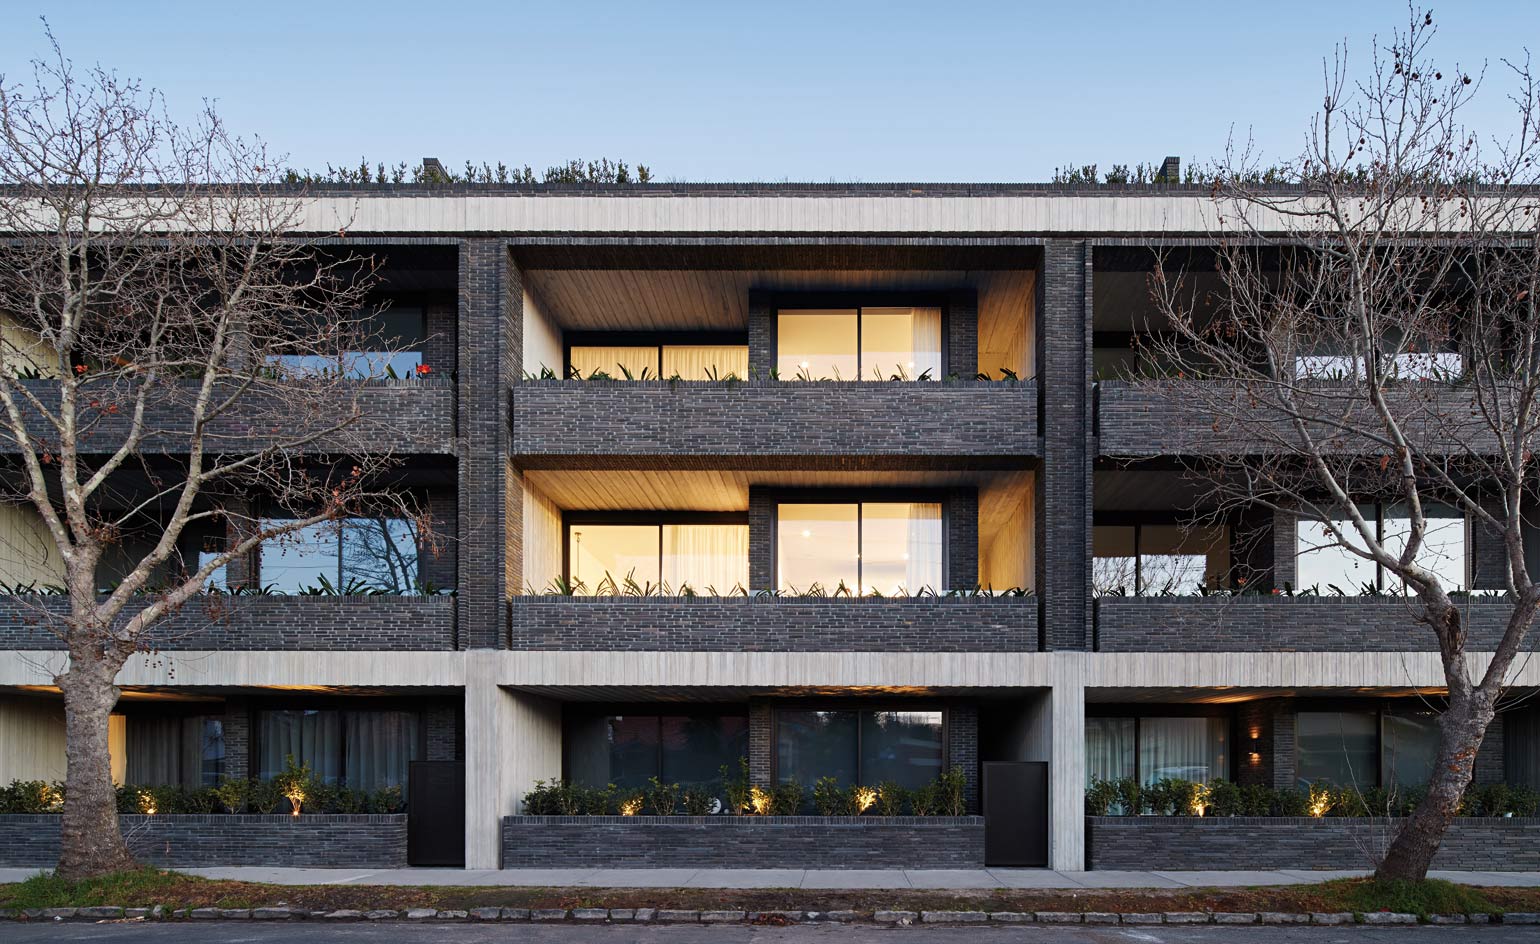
[0,379,454,456]
[421,299,458,377]
[747,290,774,379]
[947,288,979,378]
[946,488,980,591]
[510,381,1036,466]
[458,239,511,649]
[1098,381,1499,457]
[0,596,455,651]
[948,702,980,813]
[1040,241,1091,650]
[1095,598,1523,652]
[0,814,406,868]
[426,702,461,761]
[1087,816,1540,871]
[508,598,1035,651]
[501,815,984,868]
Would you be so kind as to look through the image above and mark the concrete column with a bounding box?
[463,661,560,869]
[1048,673,1086,870]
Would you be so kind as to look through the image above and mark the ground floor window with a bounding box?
[255,707,421,794]
[564,709,749,794]
[1295,706,1439,790]
[124,715,224,788]
[774,708,945,792]
[1086,715,1228,785]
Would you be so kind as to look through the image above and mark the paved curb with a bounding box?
[3,905,1531,925]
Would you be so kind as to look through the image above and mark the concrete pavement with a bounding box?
[4,865,1538,889]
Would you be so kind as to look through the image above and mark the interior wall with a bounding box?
[522,284,563,377]
[521,476,563,592]
[0,697,125,784]
[0,503,65,587]
[979,471,1035,591]
[978,691,1053,764]
[975,270,1036,380]
[1,313,61,378]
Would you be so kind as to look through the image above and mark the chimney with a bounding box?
[1158,156,1180,182]
[421,156,447,181]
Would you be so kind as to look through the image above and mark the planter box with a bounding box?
[1086,815,1540,871]
[0,595,456,651]
[0,814,407,868]
[501,815,985,868]
[509,596,1035,652]
[1095,597,1515,652]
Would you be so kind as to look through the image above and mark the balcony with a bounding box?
[1093,596,1513,653]
[511,379,1036,469]
[0,595,457,651]
[508,595,1037,652]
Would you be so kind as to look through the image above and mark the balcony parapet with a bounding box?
[1094,595,1516,652]
[0,594,456,651]
[510,379,1036,468]
[509,595,1037,652]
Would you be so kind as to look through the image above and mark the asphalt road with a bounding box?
[0,922,1528,943]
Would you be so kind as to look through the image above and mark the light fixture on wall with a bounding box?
[1248,728,1261,764]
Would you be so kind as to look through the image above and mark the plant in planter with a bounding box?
[1206,779,1242,817]
[1114,777,1145,816]
[936,767,967,816]
[875,781,907,816]
[720,759,751,814]
[1085,778,1120,816]
[212,778,250,814]
[677,786,713,816]
[846,784,878,815]
[812,777,845,816]
[617,789,646,816]
[646,777,679,816]
[770,781,805,816]
[910,781,939,816]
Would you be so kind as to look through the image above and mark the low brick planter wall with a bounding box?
[1086,816,1540,870]
[0,596,455,650]
[511,380,1036,467]
[509,597,1035,651]
[0,814,407,868]
[1095,597,1515,652]
[501,815,985,868]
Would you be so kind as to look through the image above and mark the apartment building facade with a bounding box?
[2,184,1539,872]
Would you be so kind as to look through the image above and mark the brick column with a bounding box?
[748,291,774,380]
[1273,508,1299,592]
[1470,497,1510,592]
[748,701,773,789]
[1039,241,1092,650]
[946,487,979,592]
[748,487,775,593]
[220,697,250,783]
[457,239,516,649]
[946,288,978,379]
[947,702,980,813]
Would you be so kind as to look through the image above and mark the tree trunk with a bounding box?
[56,659,135,878]
[1373,691,1490,882]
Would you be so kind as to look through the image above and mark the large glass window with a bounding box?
[1295,503,1466,594]
[567,343,749,381]
[259,517,421,593]
[1084,715,1228,786]
[1092,523,1230,595]
[775,708,944,794]
[1296,710,1379,789]
[777,307,942,381]
[564,711,749,795]
[269,305,426,380]
[124,716,224,788]
[566,520,748,594]
[1382,709,1441,789]
[256,707,420,794]
[777,502,943,595]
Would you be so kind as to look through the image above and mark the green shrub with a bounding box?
[678,785,713,816]
[875,781,907,816]
[1114,777,1145,816]
[812,776,844,816]
[719,759,751,815]
[212,778,249,813]
[1510,786,1540,816]
[1240,783,1273,816]
[1206,778,1242,817]
[1332,787,1369,817]
[0,780,63,814]
[936,767,967,816]
[646,777,679,816]
[910,781,939,816]
[1085,778,1120,816]
[1273,786,1309,817]
[247,778,282,814]
[366,785,404,814]
[771,781,805,816]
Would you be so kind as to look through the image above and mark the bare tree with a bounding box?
[1133,9,1540,880]
[0,32,421,877]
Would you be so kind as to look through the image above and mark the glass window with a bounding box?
[1383,505,1467,592]
[1296,504,1466,594]
[568,345,659,380]
[1086,717,1136,784]
[859,307,943,380]
[124,716,224,788]
[1295,351,1462,381]
[1138,717,1228,785]
[565,713,748,794]
[256,708,419,794]
[1093,524,1229,595]
[1092,526,1139,596]
[1296,710,1378,788]
[568,524,660,593]
[663,524,749,594]
[778,309,858,380]
[662,345,748,380]
[777,502,943,595]
[1382,709,1441,789]
[859,710,944,789]
[259,517,422,593]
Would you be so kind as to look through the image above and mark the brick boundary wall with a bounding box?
[0,815,407,868]
[0,596,455,651]
[508,597,1036,652]
[510,380,1037,465]
[1086,816,1540,871]
[1095,598,1519,652]
[500,816,985,868]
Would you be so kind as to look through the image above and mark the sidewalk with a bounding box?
[1,867,1530,890]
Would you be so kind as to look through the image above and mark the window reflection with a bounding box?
[1295,504,1465,594]
[1092,524,1229,595]
[259,517,422,593]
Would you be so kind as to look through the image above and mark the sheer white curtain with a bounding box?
[662,345,749,380]
[1086,717,1135,784]
[664,524,748,594]
[1137,717,1228,785]
[345,711,420,793]
[905,503,944,591]
[568,346,657,379]
[258,710,342,783]
[910,307,942,378]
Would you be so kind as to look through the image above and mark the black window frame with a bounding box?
[1294,502,1469,593]
[116,705,228,789]
[563,331,749,379]
[772,292,951,381]
[1291,697,1446,790]
[767,488,951,594]
[248,697,429,787]
[1091,513,1233,594]
[560,703,751,788]
[1085,703,1236,784]
[770,703,951,789]
[560,510,749,588]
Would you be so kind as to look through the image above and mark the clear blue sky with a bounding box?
[5,0,1537,182]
